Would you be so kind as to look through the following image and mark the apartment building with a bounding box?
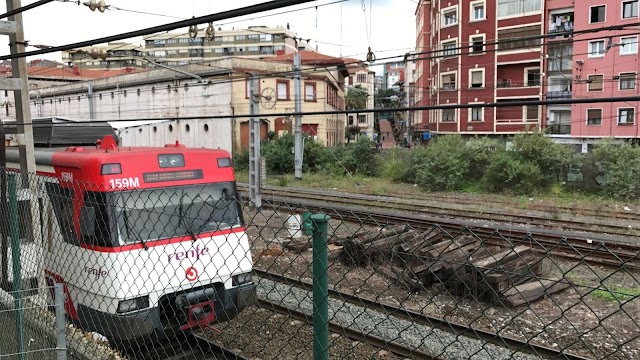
[62,26,301,70]
[417,0,544,135]
[546,0,639,151]
[143,26,298,66]
[415,0,640,149]
[62,42,147,69]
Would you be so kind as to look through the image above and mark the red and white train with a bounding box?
[3,135,256,341]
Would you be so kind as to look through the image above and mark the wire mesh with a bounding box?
[0,168,638,359]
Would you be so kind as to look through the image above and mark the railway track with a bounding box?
[118,333,249,360]
[254,270,589,360]
[240,191,640,270]
[238,184,640,239]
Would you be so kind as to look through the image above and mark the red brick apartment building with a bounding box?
[414,0,640,151]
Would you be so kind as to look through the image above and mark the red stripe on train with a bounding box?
[80,227,246,253]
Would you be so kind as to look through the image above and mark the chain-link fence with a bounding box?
[1,168,638,359]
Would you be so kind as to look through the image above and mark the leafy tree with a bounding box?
[345,85,368,111]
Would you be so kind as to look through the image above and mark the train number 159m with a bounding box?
[109,177,140,189]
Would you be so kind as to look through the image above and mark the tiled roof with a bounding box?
[266,50,346,66]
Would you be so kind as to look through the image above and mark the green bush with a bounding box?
[482,152,544,194]
[415,135,469,191]
[379,148,412,182]
[232,148,250,172]
[262,133,295,174]
[329,137,379,176]
[591,140,640,200]
[465,137,503,181]
[511,132,578,181]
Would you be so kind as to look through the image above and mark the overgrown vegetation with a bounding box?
[234,133,640,201]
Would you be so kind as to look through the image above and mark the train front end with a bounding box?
[42,138,256,342]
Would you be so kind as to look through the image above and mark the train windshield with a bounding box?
[114,182,242,245]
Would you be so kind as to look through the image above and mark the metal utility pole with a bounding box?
[0,122,7,290]
[293,52,303,180]
[248,75,262,208]
[6,0,36,181]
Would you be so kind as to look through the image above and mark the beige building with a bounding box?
[232,51,348,148]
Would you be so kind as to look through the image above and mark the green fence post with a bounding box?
[311,213,330,360]
[7,173,25,360]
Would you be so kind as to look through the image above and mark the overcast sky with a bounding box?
[0,0,417,74]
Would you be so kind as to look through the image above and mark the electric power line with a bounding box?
[0,0,54,19]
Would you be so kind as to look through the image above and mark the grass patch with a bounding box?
[590,287,640,302]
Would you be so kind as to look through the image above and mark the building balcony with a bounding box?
[547,91,572,99]
[546,124,571,135]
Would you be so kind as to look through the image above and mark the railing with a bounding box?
[546,124,571,134]
[547,90,572,99]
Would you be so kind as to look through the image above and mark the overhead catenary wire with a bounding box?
[0,0,55,19]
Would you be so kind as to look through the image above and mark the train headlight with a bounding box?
[158,154,185,168]
[116,296,149,314]
[232,272,253,286]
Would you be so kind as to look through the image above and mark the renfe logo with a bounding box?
[167,245,209,262]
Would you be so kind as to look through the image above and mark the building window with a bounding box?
[471,1,485,21]
[526,105,539,121]
[442,8,458,26]
[442,40,457,57]
[590,5,606,23]
[470,70,484,88]
[497,0,541,17]
[276,80,289,100]
[620,36,638,54]
[622,0,638,19]
[497,25,541,50]
[357,114,366,123]
[470,106,483,121]
[442,108,456,122]
[588,40,606,57]
[525,68,541,86]
[548,43,573,72]
[441,73,457,90]
[304,82,316,101]
[619,73,636,90]
[618,108,635,124]
[348,115,354,126]
[587,109,602,125]
[470,35,485,54]
[587,75,604,91]
[356,74,367,83]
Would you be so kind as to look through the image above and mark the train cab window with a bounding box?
[45,183,78,246]
[113,183,242,245]
[82,192,116,248]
